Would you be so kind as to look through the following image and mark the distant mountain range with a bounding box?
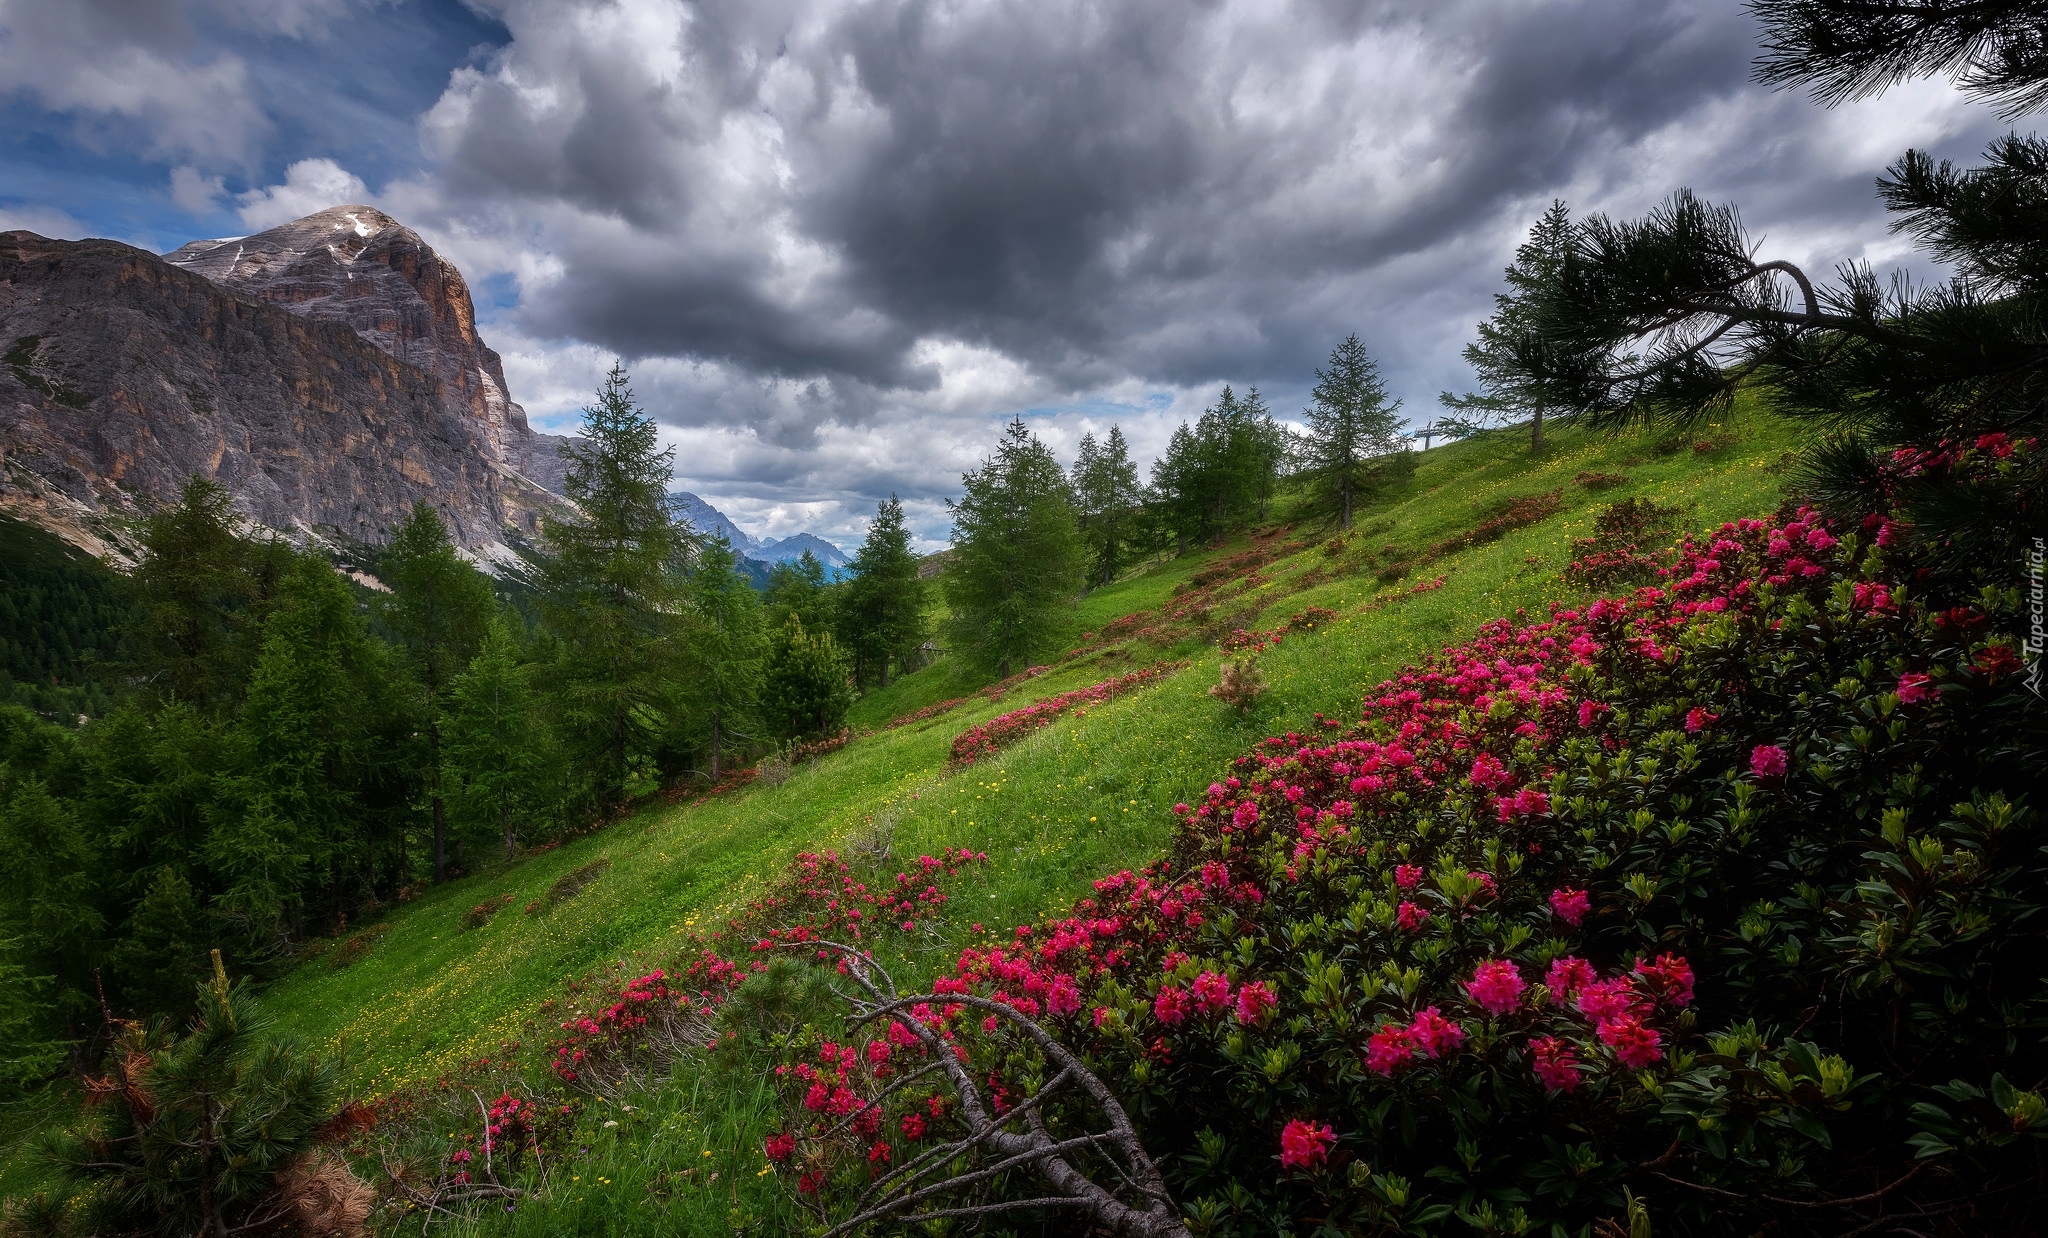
[668,491,849,580]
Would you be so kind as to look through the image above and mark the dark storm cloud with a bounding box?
[0,0,2010,540]
[426,0,2002,440]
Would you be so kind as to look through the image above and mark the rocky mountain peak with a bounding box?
[165,206,566,498]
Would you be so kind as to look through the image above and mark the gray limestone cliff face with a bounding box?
[0,230,529,563]
[166,205,570,503]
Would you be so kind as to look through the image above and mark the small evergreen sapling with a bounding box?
[12,954,365,1238]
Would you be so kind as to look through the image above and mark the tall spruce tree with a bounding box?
[1440,201,1576,450]
[0,769,103,1026]
[1069,426,1145,585]
[376,503,492,883]
[539,365,690,803]
[943,418,1084,678]
[1521,5,2046,578]
[1299,335,1411,527]
[838,497,927,688]
[684,534,763,782]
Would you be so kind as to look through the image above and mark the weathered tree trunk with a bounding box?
[1531,403,1544,451]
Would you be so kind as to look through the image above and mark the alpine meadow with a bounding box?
[0,3,2043,1238]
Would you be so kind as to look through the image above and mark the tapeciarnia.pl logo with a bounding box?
[2027,537,2045,699]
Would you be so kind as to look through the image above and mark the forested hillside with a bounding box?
[0,517,128,722]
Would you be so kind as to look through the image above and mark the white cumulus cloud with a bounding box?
[235,157,372,229]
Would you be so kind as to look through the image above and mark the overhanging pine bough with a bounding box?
[1522,1,2048,570]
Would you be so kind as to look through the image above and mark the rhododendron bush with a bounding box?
[949,662,1187,764]
[763,505,2043,1235]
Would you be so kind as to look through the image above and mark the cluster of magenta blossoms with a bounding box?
[949,662,1185,765]
[767,494,2042,1235]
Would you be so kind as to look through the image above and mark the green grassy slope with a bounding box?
[0,404,1804,1221]
[257,405,1798,1092]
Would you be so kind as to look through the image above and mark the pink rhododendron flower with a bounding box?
[1750,744,1788,778]
[1394,864,1424,889]
[1548,888,1591,926]
[1576,977,1647,1024]
[1632,954,1695,1007]
[1597,1013,1663,1068]
[1469,753,1512,790]
[765,1132,796,1162]
[1395,901,1430,930]
[1191,971,1233,1014]
[1545,956,1596,1000]
[1463,959,1526,1015]
[866,1039,891,1066]
[1365,1023,1415,1075]
[1683,707,1717,732]
[1529,1037,1581,1092]
[1235,980,1278,1025]
[1047,973,1084,1018]
[1409,1007,1467,1058]
[1896,672,1935,704]
[900,1113,927,1140]
[1153,986,1189,1026]
[1279,1119,1336,1170]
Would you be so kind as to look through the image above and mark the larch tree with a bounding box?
[376,502,492,883]
[1299,334,1411,528]
[1440,200,1576,451]
[763,550,832,632]
[443,616,557,863]
[943,418,1084,679]
[684,534,764,783]
[123,478,290,711]
[838,497,928,689]
[1070,426,1145,586]
[538,364,691,804]
[1150,387,1288,550]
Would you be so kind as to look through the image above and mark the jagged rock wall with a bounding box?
[167,205,570,520]
[0,231,527,565]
